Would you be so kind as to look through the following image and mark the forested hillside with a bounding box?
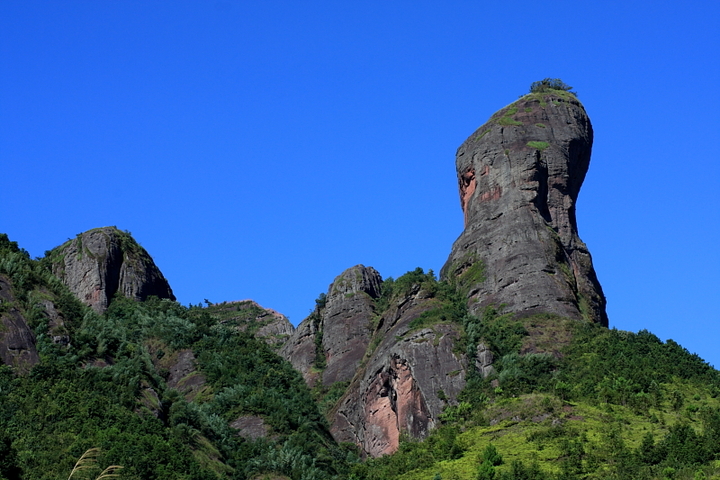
[3,231,720,479]
[0,233,356,480]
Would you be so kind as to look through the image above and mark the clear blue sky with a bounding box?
[2,1,719,367]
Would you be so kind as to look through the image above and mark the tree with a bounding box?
[529,78,577,96]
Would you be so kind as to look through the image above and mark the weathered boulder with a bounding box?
[46,227,175,313]
[330,284,467,457]
[280,265,381,387]
[441,91,607,326]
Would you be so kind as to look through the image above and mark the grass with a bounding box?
[527,141,549,151]
[521,89,579,108]
[535,123,546,128]
[496,106,523,126]
[395,391,720,480]
[67,448,123,480]
[475,129,490,141]
[497,116,523,126]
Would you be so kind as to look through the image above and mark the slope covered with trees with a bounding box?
[0,233,356,480]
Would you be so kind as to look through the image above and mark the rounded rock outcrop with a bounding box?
[46,227,175,313]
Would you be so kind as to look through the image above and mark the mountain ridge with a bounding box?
[2,84,719,480]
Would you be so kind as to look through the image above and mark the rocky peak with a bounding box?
[441,90,608,325]
[280,265,381,387]
[46,227,175,313]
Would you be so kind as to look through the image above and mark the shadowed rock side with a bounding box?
[280,265,380,386]
[441,91,608,326]
[0,275,39,371]
[47,227,175,313]
[330,285,467,457]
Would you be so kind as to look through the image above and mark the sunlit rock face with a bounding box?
[441,92,608,326]
[280,265,380,387]
[330,285,466,458]
[47,227,175,313]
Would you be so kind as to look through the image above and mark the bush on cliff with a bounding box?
[529,78,577,96]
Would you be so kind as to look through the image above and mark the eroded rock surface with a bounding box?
[230,416,270,440]
[331,285,466,457]
[47,227,175,313]
[441,91,607,325]
[280,265,381,386]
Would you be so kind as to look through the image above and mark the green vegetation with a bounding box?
[0,234,357,480]
[527,141,549,151]
[5,230,720,480]
[357,309,720,480]
[475,130,491,141]
[497,116,523,126]
[535,123,546,128]
[496,106,523,126]
[529,78,577,96]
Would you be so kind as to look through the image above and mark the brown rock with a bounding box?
[441,91,607,326]
[47,227,175,313]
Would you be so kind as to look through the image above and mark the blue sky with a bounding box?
[2,1,719,367]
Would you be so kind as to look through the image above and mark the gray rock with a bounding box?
[441,91,607,326]
[280,265,381,387]
[320,265,381,386]
[230,415,270,440]
[47,227,175,313]
[330,285,467,457]
[475,342,495,378]
[0,274,39,371]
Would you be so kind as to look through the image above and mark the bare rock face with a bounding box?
[441,91,607,326]
[230,416,270,440]
[320,265,381,386]
[0,275,39,371]
[47,227,175,313]
[279,265,380,386]
[330,285,466,457]
[279,315,319,385]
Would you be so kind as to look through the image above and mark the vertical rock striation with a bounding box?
[280,265,380,386]
[47,227,175,313]
[441,91,607,326]
[330,285,466,457]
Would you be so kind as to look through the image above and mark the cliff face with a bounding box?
[441,91,607,326]
[281,266,467,457]
[280,265,380,387]
[330,286,466,457]
[47,227,175,313]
